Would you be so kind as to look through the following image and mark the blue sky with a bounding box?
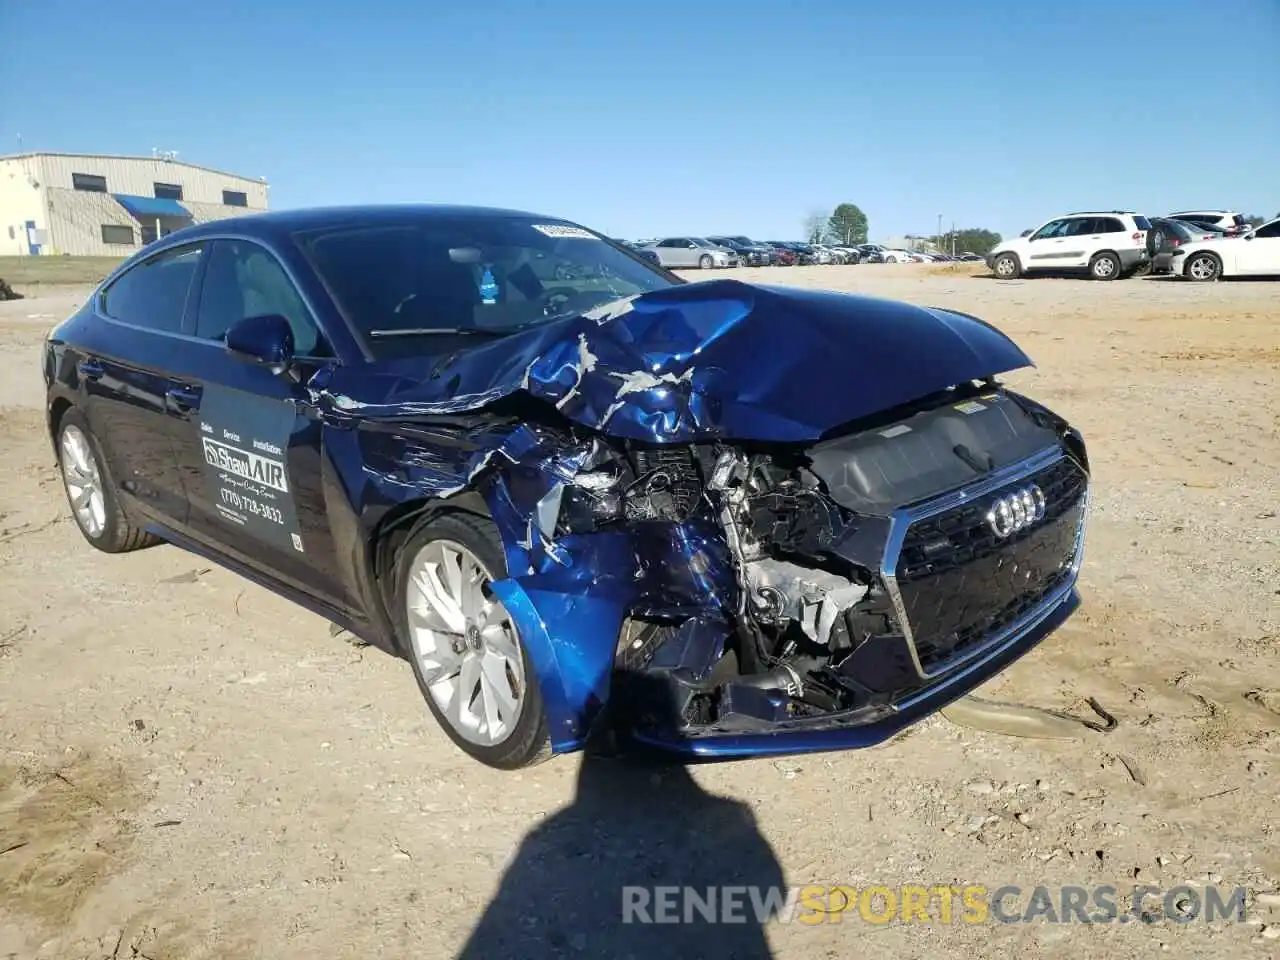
[2,0,1277,242]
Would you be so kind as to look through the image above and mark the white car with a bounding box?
[882,249,914,263]
[1166,210,1251,236]
[1170,217,1280,280]
[987,211,1152,280]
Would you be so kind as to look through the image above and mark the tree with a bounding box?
[827,203,869,245]
[803,210,828,244]
[1243,214,1267,228]
[932,227,1003,255]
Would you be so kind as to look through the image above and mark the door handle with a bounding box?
[77,360,104,381]
[166,384,202,412]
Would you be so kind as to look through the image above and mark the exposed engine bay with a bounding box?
[545,383,1090,739]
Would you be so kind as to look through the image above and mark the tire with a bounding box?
[394,511,551,769]
[1089,252,1121,281]
[698,254,714,269]
[992,253,1021,279]
[55,407,159,553]
[1185,252,1221,282]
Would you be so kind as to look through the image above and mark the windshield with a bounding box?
[295,214,675,355]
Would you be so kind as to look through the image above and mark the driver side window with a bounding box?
[195,239,328,356]
[1030,220,1067,241]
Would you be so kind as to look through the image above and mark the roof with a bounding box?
[0,151,267,186]
[136,204,565,247]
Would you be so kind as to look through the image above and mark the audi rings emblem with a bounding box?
[985,485,1047,538]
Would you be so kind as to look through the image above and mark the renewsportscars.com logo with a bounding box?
[202,437,289,493]
[621,884,1249,926]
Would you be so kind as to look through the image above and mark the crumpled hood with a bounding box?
[323,278,1032,443]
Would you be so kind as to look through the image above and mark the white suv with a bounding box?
[1167,210,1251,235]
[988,212,1152,280]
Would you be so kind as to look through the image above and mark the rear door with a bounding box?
[79,243,206,528]
[164,237,355,609]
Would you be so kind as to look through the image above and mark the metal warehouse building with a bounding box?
[0,152,268,257]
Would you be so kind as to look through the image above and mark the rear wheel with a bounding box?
[394,512,551,769]
[992,252,1021,279]
[1089,252,1121,280]
[56,408,159,553]
[1185,252,1221,282]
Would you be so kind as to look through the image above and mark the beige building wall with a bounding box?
[0,157,47,256]
[0,153,270,257]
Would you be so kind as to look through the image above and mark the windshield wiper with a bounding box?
[367,327,508,339]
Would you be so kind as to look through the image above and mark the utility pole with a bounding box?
[937,213,943,252]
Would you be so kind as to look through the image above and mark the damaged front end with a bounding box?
[463,386,1089,757]
[327,280,1091,758]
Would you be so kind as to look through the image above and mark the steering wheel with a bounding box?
[541,286,580,315]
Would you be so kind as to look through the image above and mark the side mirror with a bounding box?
[225,314,295,375]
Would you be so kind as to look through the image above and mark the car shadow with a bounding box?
[456,676,785,959]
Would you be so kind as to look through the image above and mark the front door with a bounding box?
[1235,220,1280,275]
[79,242,207,528]
[165,237,354,611]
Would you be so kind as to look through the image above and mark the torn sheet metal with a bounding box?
[319,279,1033,443]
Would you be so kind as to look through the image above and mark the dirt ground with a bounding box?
[1,265,1277,959]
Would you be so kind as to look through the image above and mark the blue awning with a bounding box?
[113,193,190,219]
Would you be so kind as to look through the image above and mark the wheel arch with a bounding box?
[366,491,492,651]
[48,396,74,445]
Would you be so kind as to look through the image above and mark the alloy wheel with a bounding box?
[404,540,526,746]
[60,424,106,538]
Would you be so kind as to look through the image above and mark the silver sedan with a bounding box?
[642,237,738,269]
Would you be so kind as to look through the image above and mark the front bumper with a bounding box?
[629,584,1080,758]
[628,445,1090,759]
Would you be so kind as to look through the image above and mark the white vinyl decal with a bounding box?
[531,224,599,239]
[197,387,304,552]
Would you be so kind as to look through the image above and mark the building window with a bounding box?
[72,172,108,192]
[101,224,136,245]
[222,190,248,207]
[154,182,183,200]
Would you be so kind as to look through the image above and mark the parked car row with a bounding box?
[617,237,986,269]
[987,209,1279,281]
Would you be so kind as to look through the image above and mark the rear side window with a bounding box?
[1096,218,1125,234]
[195,239,324,354]
[101,244,204,334]
[1255,221,1280,239]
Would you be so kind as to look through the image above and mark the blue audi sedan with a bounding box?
[44,205,1091,769]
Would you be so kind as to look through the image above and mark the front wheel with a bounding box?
[1089,252,1121,280]
[1185,252,1221,282]
[56,408,159,553]
[992,253,1021,279]
[698,254,714,269]
[395,512,551,769]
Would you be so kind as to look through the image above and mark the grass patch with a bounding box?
[0,256,124,288]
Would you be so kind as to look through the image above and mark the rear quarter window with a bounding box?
[1133,216,1152,230]
[101,244,204,334]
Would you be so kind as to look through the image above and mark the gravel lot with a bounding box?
[1,265,1277,959]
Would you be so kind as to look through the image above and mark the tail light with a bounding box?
[1132,232,1144,241]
